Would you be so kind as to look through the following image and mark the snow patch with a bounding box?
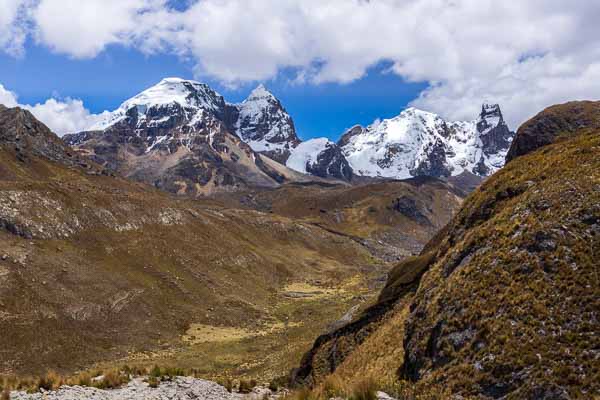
[286,138,332,173]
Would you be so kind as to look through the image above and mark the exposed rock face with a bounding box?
[0,105,71,164]
[286,138,353,181]
[337,125,365,148]
[0,105,104,174]
[228,84,300,164]
[338,104,515,179]
[506,100,600,161]
[64,78,294,196]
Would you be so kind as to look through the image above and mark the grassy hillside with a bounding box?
[0,107,463,383]
[212,177,465,262]
[0,146,375,378]
[293,102,600,399]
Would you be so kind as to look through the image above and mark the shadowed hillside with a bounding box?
[293,101,600,399]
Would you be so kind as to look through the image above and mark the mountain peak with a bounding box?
[246,84,275,101]
[158,77,200,85]
[340,104,515,179]
[480,103,503,122]
[89,78,225,131]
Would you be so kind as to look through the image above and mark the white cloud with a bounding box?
[32,0,168,58]
[23,98,110,135]
[0,0,29,56]
[0,84,19,107]
[2,0,600,128]
[0,84,109,136]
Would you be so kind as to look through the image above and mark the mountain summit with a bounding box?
[65,78,515,189]
[338,104,514,179]
[64,78,305,196]
[227,84,300,163]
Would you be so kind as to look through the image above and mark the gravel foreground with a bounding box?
[9,377,256,400]
[9,376,397,400]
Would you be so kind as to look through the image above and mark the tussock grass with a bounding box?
[238,379,257,393]
[0,364,195,394]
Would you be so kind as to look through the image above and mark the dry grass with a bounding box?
[0,365,180,394]
[238,379,257,393]
[287,376,380,400]
[182,324,254,345]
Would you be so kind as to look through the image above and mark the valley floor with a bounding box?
[91,274,385,382]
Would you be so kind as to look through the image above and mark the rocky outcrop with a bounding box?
[506,100,600,161]
[285,138,353,181]
[336,125,365,148]
[0,105,101,172]
[306,141,353,181]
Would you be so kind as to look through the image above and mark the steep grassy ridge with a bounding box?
[294,101,600,399]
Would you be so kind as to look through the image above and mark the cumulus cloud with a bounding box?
[0,84,18,107]
[0,84,109,136]
[31,0,170,58]
[23,98,110,135]
[0,0,30,56]
[2,0,600,128]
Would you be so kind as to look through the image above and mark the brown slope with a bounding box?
[0,110,380,378]
[294,101,600,399]
[213,176,464,262]
[0,105,102,174]
[506,100,600,161]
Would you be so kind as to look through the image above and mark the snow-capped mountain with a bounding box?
[286,138,353,181]
[227,84,300,164]
[64,77,514,190]
[89,77,227,132]
[338,104,514,179]
[64,78,297,195]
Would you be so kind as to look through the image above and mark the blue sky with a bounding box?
[1,42,425,141]
[1,1,598,137]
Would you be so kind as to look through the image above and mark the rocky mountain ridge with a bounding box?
[65,78,514,192]
[0,105,102,173]
[228,84,300,164]
[338,104,514,179]
[64,78,318,196]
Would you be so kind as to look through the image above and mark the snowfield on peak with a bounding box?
[230,84,299,162]
[340,104,514,179]
[89,78,225,131]
[286,138,333,173]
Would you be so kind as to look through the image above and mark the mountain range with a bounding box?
[64,78,514,195]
